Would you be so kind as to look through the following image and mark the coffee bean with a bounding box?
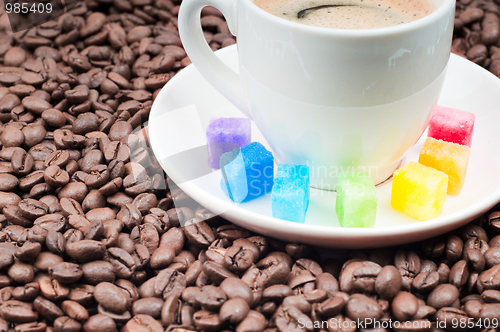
[61,300,89,321]
[0,192,21,211]
[45,150,71,168]
[4,204,32,227]
[94,282,132,314]
[60,198,84,216]
[219,277,253,305]
[435,307,469,329]
[67,284,95,307]
[275,306,313,332]
[236,310,266,332]
[123,171,152,196]
[66,240,106,263]
[427,284,460,310]
[344,293,383,321]
[373,264,401,300]
[4,47,27,67]
[150,245,175,270]
[133,193,157,214]
[317,292,349,317]
[44,165,70,187]
[106,247,136,279]
[11,149,34,176]
[477,264,500,292]
[218,297,249,325]
[59,182,89,202]
[0,300,38,323]
[484,246,500,268]
[193,309,224,331]
[12,321,47,332]
[412,270,439,292]
[391,291,419,321]
[86,207,116,223]
[395,250,421,290]
[0,249,14,270]
[14,241,42,262]
[8,261,35,284]
[446,235,464,262]
[243,254,290,289]
[155,268,187,299]
[463,236,488,272]
[46,230,66,255]
[53,316,82,332]
[80,261,115,285]
[122,314,163,332]
[116,203,142,230]
[449,259,469,288]
[0,173,19,192]
[22,96,52,116]
[104,141,130,163]
[183,218,215,249]
[23,123,47,148]
[282,294,312,313]
[82,314,117,332]
[42,108,67,128]
[33,296,64,321]
[420,259,437,273]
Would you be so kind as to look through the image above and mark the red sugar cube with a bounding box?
[428,106,475,147]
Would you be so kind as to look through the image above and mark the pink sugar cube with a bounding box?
[428,106,475,147]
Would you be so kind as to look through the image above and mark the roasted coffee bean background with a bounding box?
[454,0,500,74]
[0,0,500,331]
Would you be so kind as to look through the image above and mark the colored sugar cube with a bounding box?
[391,162,448,221]
[271,164,310,223]
[428,106,475,147]
[220,142,274,203]
[419,137,470,195]
[206,117,251,169]
[335,171,377,228]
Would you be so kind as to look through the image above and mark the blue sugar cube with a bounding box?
[272,164,310,223]
[335,171,377,228]
[206,117,251,169]
[220,142,274,203]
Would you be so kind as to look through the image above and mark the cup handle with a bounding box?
[178,0,251,119]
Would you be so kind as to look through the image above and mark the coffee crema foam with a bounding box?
[253,0,435,29]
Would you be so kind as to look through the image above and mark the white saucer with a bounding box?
[149,45,500,248]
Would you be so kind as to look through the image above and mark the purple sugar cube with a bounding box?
[206,117,251,169]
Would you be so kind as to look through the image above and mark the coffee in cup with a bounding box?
[253,0,435,29]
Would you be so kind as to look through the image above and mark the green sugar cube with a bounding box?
[335,171,378,227]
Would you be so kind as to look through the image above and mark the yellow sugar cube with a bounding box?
[391,162,448,221]
[418,137,470,195]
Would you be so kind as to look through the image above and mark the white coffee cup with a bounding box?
[178,0,455,190]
